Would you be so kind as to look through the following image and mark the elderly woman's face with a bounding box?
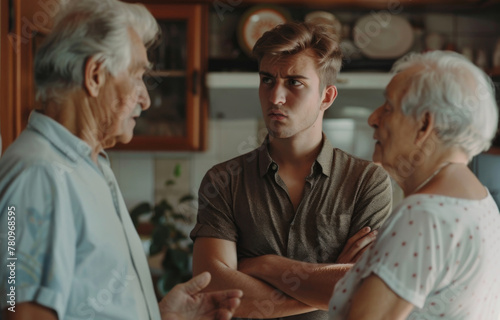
[368,68,421,172]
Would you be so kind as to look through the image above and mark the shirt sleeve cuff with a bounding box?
[371,264,426,309]
[190,223,237,242]
[9,285,67,319]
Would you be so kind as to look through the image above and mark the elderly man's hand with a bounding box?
[159,272,243,320]
[336,227,378,264]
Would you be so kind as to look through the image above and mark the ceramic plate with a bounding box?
[353,14,414,59]
[238,6,290,57]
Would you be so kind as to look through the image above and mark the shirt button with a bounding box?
[271,163,278,171]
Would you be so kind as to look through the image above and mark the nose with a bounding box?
[138,80,151,111]
[368,106,382,128]
[269,83,286,105]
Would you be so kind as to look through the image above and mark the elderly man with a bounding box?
[0,0,241,319]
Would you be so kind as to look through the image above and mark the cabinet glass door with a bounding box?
[135,20,188,138]
[114,4,206,151]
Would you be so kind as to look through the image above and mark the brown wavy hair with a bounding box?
[252,21,343,91]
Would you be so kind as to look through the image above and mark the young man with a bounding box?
[191,22,392,319]
[0,0,241,319]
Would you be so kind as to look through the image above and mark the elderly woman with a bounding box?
[328,51,500,319]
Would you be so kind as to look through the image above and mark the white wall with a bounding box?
[108,119,262,214]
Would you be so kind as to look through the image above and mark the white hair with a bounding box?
[392,50,499,159]
[34,0,159,103]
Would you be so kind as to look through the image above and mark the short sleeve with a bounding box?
[349,165,392,238]
[361,202,462,308]
[0,164,77,318]
[190,166,238,242]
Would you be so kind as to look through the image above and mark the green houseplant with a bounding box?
[130,163,195,294]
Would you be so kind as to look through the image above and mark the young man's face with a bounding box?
[258,49,336,140]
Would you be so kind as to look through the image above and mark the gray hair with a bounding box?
[392,50,499,159]
[34,0,159,104]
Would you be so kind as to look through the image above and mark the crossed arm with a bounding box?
[192,227,378,318]
[237,227,378,310]
[192,237,316,318]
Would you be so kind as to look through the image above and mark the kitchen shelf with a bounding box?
[206,71,393,90]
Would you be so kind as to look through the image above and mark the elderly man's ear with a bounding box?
[84,56,106,98]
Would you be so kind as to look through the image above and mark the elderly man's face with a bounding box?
[99,29,151,147]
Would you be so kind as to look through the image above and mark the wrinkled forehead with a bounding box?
[127,28,150,71]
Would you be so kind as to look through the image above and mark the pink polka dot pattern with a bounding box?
[328,193,500,320]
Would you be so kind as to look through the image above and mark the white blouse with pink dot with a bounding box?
[328,191,500,320]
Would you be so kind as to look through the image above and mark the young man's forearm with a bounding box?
[192,238,316,318]
[194,259,316,318]
[239,255,353,310]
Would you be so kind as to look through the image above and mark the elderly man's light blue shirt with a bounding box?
[0,111,161,319]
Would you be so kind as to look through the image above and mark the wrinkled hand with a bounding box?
[159,272,243,320]
[336,227,378,264]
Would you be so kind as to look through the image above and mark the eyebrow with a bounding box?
[259,71,309,80]
[132,61,153,73]
[383,90,396,107]
[142,62,153,72]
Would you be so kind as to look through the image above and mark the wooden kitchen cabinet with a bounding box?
[0,0,48,155]
[140,0,500,8]
[115,4,208,151]
[0,1,208,153]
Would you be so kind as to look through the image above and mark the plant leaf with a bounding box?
[163,248,189,271]
[150,204,165,225]
[170,213,191,224]
[160,268,183,293]
[178,194,195,203]
[129,202,152,227]
[149,225,169,255]
[165,179,175,186]
[174,163,182,177]
[158,199,173,212]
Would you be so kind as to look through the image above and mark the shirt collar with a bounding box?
[316,133,334,177]
[257,133,334,177]
[258,137,274,177]
[27,111,94,163]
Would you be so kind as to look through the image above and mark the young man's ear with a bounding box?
[84,56,106,97]
[415,111,435,146]
[321,85,338,111]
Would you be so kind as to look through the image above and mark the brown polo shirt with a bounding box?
[191,136,392,320]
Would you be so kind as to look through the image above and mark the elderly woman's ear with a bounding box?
[415,111,434,147]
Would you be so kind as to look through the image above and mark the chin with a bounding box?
[119,135,134,145]
[268,126,295,139]
[115,129,134,145]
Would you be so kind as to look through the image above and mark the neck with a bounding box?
[44,93,105,163]
[392,148,469,196]
[268,130,323,167]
